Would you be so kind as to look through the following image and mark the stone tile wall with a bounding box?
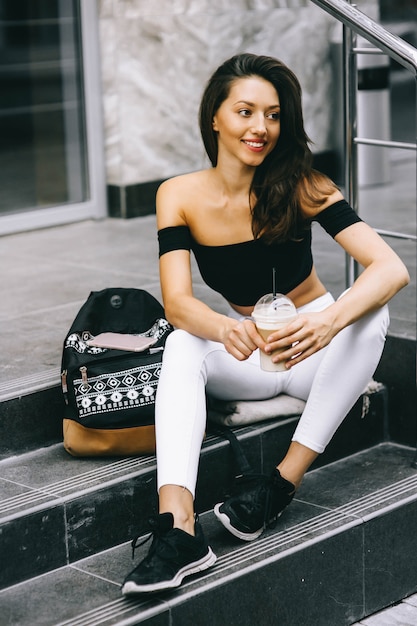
[98,0,378,197]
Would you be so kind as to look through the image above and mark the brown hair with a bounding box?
[199,53,337,242]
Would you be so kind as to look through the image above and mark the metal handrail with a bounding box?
[354,137,417,151]
[310,0,417,73]
[375,229,416,242]
[310,0,417,251]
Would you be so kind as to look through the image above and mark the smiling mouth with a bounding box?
[242,140,267,153]
[243,140,266,148]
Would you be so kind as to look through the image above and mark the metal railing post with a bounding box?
[343,14,358,287]
[413,73,417,471]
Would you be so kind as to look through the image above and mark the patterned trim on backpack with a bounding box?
[73,361,161,418]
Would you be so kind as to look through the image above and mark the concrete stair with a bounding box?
[1,367,417,625]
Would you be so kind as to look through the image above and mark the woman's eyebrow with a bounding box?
[234,100,281,109]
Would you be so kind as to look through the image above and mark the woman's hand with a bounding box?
[221,310,338,366]
[264,310,338,368]
[222,318,264,361]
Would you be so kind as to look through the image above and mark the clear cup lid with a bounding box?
[252,293,297,319]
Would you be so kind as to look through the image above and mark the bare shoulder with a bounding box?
[156,170,211,229]
[158,170,211,199]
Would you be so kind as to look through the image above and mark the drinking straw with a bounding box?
[272,267,276,297]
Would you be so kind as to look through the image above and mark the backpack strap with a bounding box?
[207,422,254,477]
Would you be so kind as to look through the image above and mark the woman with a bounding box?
[122,53,409,595]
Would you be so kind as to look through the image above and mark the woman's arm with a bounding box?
[265,190,410,368]
[324,220,409,330]
[311,188,410,330]
[156,178,262,361]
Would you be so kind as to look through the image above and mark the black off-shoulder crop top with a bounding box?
[158,199,362,307]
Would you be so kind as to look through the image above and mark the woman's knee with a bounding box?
[323,304,389,368]
[162,328,216,377]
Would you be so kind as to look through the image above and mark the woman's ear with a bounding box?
[212,117,218,132]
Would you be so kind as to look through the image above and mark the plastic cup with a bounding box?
[252,293,297,372]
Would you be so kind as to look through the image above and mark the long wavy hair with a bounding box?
[199,53,336,242]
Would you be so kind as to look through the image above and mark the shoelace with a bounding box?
[130,516,166,560]
[131,530,153,560]
[232,472,270,515]
[233,472,292,531]
[232,472,268,487]
[232,472,269,495]
[130,514,200,560]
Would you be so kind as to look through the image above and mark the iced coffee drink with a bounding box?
[252,293,297,372]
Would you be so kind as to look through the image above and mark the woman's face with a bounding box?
[212,76,281,168]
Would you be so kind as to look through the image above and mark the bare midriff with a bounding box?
[229,267,327,317]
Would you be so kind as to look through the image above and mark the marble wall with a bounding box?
[98,0,379,188]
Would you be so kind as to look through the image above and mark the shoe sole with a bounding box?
[213,503,264,542]
[121,548,217,595]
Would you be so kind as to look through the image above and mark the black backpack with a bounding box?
[60,288,173,456]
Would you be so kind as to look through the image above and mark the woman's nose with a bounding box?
[251,114,267,135]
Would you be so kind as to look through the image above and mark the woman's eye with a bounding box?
[238,109,280,120]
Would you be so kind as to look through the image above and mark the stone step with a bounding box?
[1,334,414,461]
[1,443,416,626]
[0,388,387,591]
[0,374,63,461]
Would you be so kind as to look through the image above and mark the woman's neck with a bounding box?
[211,157,255,198]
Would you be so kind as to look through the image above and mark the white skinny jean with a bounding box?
[155,292,389,497]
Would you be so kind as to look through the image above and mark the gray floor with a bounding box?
[352,592,417,626]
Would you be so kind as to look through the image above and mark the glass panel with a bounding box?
[0,0,88,215]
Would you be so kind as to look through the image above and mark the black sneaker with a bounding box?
[121,512,217,594]
[213,468,295,542]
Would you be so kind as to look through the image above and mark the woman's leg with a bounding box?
[157,301,389,538]
[214,299,389,541]
[278,303,390,486]
[155,328,287,530]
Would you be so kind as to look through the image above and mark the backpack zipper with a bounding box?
[80,365,89,391]
[61,369,68,405]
